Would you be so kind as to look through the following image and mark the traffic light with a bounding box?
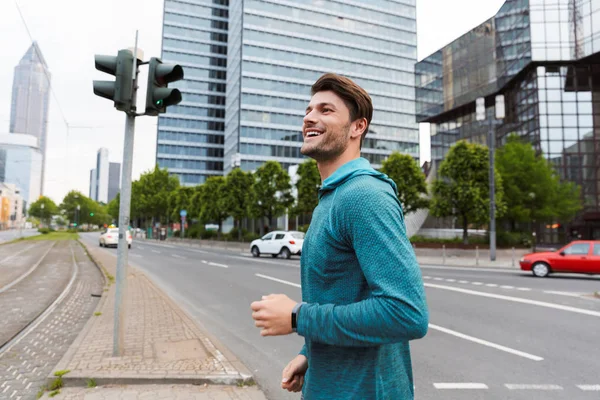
[93,49,135,112]
[145,57,184,116]
[90,212,95,217]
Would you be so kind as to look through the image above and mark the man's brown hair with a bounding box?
[311,73,373,148]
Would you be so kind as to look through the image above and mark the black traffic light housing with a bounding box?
[145,57,184,116]
[93,49,135,112]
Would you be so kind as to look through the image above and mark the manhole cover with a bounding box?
[153,339,208,362]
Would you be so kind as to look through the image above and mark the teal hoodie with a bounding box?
[297,157,429,400]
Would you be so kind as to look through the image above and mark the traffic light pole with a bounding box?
[113,31,139,357]
[488,116,496,262]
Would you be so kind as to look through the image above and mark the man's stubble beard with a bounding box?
[301,122,351,162]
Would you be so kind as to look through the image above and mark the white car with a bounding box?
[250,231,304,259]
[99,228,132,248]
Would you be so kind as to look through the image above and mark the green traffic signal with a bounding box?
[145,57,184,116]
[90,212,94,217]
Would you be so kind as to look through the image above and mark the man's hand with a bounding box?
[281,354,308,392]
[251,294,297,336]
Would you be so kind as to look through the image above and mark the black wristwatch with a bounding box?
[291,302,305,332]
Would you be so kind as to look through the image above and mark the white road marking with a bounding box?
[138,246,144,250]
[152,250,160,254]
[130,254,142,258]
[201,260,208,264]
[459,280,469,284]
[434,383,488,390]
[500,285,514,289]
[425,283,600,318]
[172,254,186,259]
[208,262,228,268]
[544,291,584,298]
[486,284,498,287]
[505,384,562,390]
[255,274,301,288]
[429,324,543,361]
[472,282,483,285]
[446,279,456,282]
[434,277,444,281]
[517,287,531,291]
[578,385,600,391]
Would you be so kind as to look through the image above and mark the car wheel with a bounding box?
[251,246,260,258]
[532,262,550,277]
[128,244,131,249]
[280,247,291,260]
[271,254,278,258]
[99,242,102,247]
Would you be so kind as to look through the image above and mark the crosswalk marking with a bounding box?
[505,384,563,390]
[434,383,488,389]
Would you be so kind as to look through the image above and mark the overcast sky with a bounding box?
[0,0,505,203]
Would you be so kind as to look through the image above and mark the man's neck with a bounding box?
[317,151,361,182]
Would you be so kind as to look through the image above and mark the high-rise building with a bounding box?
[89,148,120,203]
[108,162,121,203]
[0,134,43,208]
[415,0,600,241]
[157,0,419,184]
[89,169,97,200]
[9,42,51,195]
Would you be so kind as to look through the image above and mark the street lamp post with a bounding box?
[77,204,81,228]
[41,203,45,228]
[476,95,505,262]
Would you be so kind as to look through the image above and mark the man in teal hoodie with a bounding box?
[251,73,429,399]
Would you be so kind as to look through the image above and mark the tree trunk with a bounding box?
[462,214,469,245]
[510,219,516,232]
[237,219,242,242]
[268,211,273,232]
[217,220,222,240]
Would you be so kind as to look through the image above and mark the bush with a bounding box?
[38,228,52,234]
[173,230,180,238]
[297,224,311,233]
[200,229,218,240]
[494,231,532,248]
[67,228,78,233]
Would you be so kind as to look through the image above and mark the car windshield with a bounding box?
[291,233,305,239]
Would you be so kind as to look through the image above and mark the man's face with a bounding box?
[301,91,352,161]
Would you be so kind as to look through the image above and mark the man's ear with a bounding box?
[351,118,368,139]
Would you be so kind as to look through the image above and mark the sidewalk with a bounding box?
[42,239,267,399]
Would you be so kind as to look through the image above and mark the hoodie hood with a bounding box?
[319,157,397,198]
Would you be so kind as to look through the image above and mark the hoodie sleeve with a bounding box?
[296,181,429,346]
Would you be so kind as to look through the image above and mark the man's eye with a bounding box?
[322,108,331,112]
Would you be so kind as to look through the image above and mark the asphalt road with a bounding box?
[80,233,600,400]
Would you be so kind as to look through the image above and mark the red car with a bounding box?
[520,240,600,277]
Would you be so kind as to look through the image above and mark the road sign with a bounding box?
[180,210,187,217]
[476,97,485,121]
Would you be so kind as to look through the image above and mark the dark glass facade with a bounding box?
[415,0,600,241]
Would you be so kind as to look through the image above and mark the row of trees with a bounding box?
[29,190,113,228]
[28,135,582,245]
[430,136,581,243]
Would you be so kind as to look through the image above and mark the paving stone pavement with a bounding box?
[54,242,253,386]
[0,241,104,400]
[0,241,73,348]
[42,384,267,399]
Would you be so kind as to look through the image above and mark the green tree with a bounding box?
[169,187,194,223]
[223,168,255,241]
[60,191,95,226]
[198,176,229,238]
[496,134,581,229]
[135,165,180,226]
[28,196,59,226]
[380,152,429,214]
[107,193,119,222]
[251,161,294,234]
[430,141,506,244]
[293,159,320,217]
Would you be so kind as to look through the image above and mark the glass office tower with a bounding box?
[415,0,600,241]
[158,0,420,182]
[156,0,229,185]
